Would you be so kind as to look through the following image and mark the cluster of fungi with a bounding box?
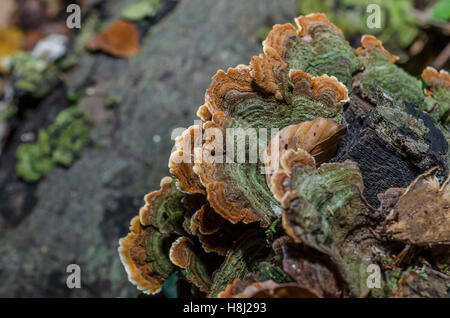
[119,14,450,298]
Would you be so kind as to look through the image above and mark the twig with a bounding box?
[394,244,411,266]
[358,287,371,298]
[413,9,450,35]
[433,42,450,69]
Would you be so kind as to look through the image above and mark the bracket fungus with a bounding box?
[138,176,186,233]
[264,117,347,188]
[118,216,176,295]
[421,67,450,125]
[119,13,450,298]
[273,158,385,296]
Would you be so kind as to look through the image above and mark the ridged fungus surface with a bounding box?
[119,13,450,298]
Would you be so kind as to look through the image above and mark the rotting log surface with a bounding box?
[333,87,448,207]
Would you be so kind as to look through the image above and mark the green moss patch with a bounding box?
[16,106,90,183]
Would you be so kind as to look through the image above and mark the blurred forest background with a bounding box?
[0,0,448,297]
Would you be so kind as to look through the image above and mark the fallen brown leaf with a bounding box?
[88,20,139,58]
[386,167,450,246]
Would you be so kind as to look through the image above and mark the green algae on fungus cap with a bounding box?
[119,11,450,298]
[271,153,385,296]
[298,0,420,53]
[192,70,350,227]
[121,177,187,294]
[122,176,226,293]
[274,159,366,245]
[118,216,176,295]
[168,13,357,228]
[209,230,270,298]
[169,236,216,293]
[137,174,237,256]
[139,176,187,234]
[355,35,425,105]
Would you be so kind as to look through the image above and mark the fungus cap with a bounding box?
[118,217,171,294]
[356,34,399,63]
[264,117,346,188]
[422,67,450,95]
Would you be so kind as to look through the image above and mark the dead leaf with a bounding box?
[0,26,24,73]
[88,20,139,58]
[386,167,450,245]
